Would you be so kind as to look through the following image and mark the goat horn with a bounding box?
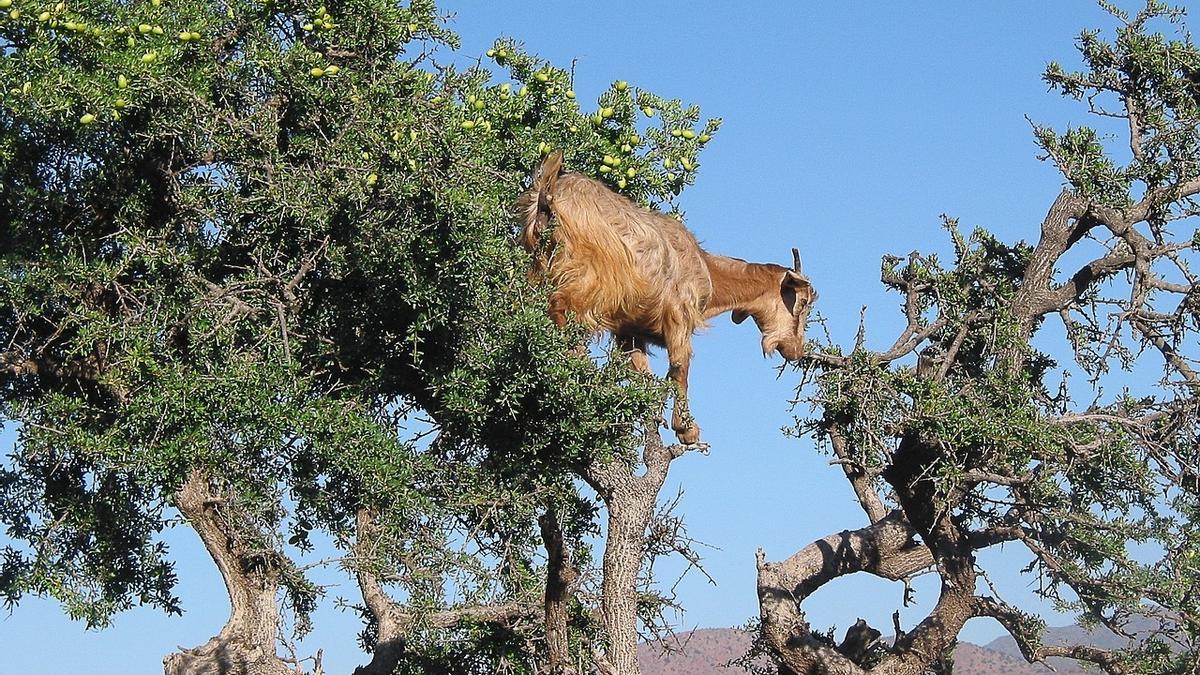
[792,247,803,273]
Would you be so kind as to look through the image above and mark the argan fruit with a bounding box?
[79,113,96,124]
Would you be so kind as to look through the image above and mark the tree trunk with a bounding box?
[597,498,653,675]
[164,470,292,675]
[539,509,580,674]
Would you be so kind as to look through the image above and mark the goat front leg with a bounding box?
[664,331,700,445]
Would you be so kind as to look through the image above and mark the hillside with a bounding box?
[637,627,1090,675]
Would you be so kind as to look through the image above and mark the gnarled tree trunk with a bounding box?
[164,471,292,675]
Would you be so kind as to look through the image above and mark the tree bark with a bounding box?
[164,470,293,675]
[596,497,654,675]
[539,508,580,674]
[582,431,686,675]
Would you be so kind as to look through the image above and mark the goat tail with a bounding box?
[517,150,564,254]
[533,149,564,195]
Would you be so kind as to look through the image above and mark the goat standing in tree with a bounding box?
[516,150,815,444]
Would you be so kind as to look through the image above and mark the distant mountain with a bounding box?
[638,628,758,675]
[637,626,1099,675]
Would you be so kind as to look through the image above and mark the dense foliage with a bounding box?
[0,0,717,670]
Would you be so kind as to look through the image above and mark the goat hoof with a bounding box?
[674,426,701,446]
[685,442,711,455]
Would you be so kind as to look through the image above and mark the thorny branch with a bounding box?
[757,6,1200,673]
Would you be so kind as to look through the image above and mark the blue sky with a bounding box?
[1,2,1175,673]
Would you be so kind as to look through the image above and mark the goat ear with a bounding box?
[782,270,810,290]
[731,310,750,324]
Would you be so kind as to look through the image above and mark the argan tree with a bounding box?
[757,3,1199,674]
[0,0,718,672]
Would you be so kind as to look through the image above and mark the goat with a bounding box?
[515,150,816,445]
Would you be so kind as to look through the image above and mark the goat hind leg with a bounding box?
[616,335,651,374]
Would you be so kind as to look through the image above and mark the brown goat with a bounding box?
[516,150,816,444]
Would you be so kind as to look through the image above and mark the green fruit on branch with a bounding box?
[79,113,96,125]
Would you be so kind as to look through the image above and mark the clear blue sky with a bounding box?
[1,2,1169,672]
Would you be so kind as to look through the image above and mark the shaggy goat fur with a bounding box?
[516,150,815,444]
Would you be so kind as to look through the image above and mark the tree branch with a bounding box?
[974,596,1129,674]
